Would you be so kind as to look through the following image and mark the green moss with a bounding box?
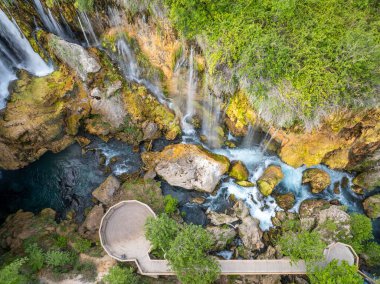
[229,161,249,181]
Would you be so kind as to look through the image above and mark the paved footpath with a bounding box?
[99,201,357,276]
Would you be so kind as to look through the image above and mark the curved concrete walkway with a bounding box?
[99,201,358,276]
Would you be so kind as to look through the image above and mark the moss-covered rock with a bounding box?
[363,194,380,219]
[275,193,295,210]
[257,165,284,196]
[352,167,380,191]
[0,67,90,169]
[302,168,331,194]
[229,160,249,181]
[236,180,255,187]
[225,91,257,136]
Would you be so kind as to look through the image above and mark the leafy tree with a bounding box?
[363,242,380,267]
[166,224,220,284]
[0,258,28,284]
[164,194,179,215]
[348,213,373,253]
[278,230,326,263]
[25,243,44,272]
[103,266,139,284]
[145,214,180,254]
[309,260,362,284]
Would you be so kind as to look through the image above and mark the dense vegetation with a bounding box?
[165,0,380,126]
[145,214,220,284]
[309,260,362,284]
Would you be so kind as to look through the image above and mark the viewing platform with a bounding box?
[99,200,359,276]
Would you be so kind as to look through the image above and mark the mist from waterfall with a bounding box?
[0,59,17,109]
[201,92,222,148]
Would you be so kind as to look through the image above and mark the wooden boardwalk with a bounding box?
[99,201,357,276]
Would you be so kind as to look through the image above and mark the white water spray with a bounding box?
[0,58,17,109]
[78,11,99,47]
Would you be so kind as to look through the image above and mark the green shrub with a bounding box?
[145,214,180,255]
[74,261,97,282]
[55,235,68,249]
[25,243,45,272]
[0,258,28,284]
[72,238,92,253]
[348,213,374,253]
[74,0,94,11]
[364,242,380,267]
[309,260,362,284]
[45,250,72,269]
[166,224,220,284]
[103,266,139,284]
[164,194,179,214]
[278,230,326,264]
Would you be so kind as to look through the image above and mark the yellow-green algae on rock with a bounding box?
[257,165,284,196]
[229,160,249,181]
[225,91,257,136]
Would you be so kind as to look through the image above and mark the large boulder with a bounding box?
[79,205,104,241]
[302,168,331,194]
[299,199,329,218]
[238,216,264,251]
[142,144,230,193]
[352,166,380,191]
[363,194,380,219]
[207,211,239,226]
[48,34,101,81]
[275,193,295,210]
[92,175,120,205]
[207,226,236,250]
[257,165,284,196]
[229,160,249,181]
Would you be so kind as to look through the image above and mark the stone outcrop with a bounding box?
[225,91,257,136]
[142,144,230,193]
[92,175,120,205]
[0,67,90,170]
[275,193,295,210]
[229,160,249,181]
[48,34,101,81]
[238,216,264,251]
[257,165,284,196]
[207,211,239,226]
[302,168,331,194]
[207,226,236,250]
[79,205,104,241]
[363,194,380,218]
[299,199,329,218]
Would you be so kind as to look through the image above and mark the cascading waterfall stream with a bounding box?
[0,9,53,109]
[181,47,197,136]
[78,11,99,47]
[201,93,222,148]
[33,0,74,41]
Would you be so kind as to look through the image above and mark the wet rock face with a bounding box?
[275,193,295,210]
[0,67,90,170]
[181,203,208,226]
[257,165,284,196]
[302,168,331,194]
[79,205,104,241]
[48,34,101,81]
[92,175,120,205]
[142,144,230,193]
[229,160,249,181]
[363,194,380,219]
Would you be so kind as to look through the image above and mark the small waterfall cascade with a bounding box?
[115,37,169,105]
[77,11,99,47]
[181,47,197,136]
[0,10,53,77]
[242,124,256,148]
[33,0,73,41]
[0,9,53,108]
[0,58,17,109]
[201,93,222,148]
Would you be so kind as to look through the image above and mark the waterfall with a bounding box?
[0,58,17,109]
[0,10,53,77]
[77,11,99,47]
[181,47,197,136]
[201,93,222,148]
[33,0,71,40]
[0,9,53,108]
[115,37,169,105]
[242,124,256,148]
[186,47,197,119]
